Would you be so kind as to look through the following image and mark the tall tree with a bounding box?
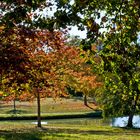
[54,0,140,127]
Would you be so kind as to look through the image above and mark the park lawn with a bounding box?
[0,97,140,140]
[0,120,140,140]
[0,97,97,115]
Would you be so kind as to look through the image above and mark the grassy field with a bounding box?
[0,119,140,140]
[0,97,97,115]
[0,97,140,140]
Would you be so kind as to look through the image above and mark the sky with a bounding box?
[38,0,86,39]
[68,26,86,38]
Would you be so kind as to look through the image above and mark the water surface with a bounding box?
[111,115,140,128]
[0,116,140,128]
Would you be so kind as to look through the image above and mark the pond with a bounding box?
[0,116,140,128]
[111,115,140,128]
[32,115,140,128]
[32,118,110,126]
[0,118,110,127]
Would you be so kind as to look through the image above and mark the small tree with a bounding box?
[0,25,68,127]
[50,44,102,106]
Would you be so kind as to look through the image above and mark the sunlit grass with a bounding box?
[0,118,140,140]
[0,120,140,140]
[0,98,140,140]
[0,97,97,115]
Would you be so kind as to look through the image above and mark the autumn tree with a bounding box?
[66,73,102,107]
[26,30,70,127]
[21,30,101,127]
[63,35,102,106]
[0,26,36,112]
[0,0,48,92]
[0,25,70,127]
[0,0,64,127]
[0,0,73,128]
[50,41,102,106]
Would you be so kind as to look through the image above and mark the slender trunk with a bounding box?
[84,95,88,106]
[0,72,3,90]
[37,90,41,127]
[13,99,16,113]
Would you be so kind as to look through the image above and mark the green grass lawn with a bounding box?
[0,97,97,115]
[0,97,140,140]
[0,119,140,140]
[0,97,101,121]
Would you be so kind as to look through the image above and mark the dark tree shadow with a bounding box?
[0,129,43,140]
[6,109,28,114]
[0,126,140,140]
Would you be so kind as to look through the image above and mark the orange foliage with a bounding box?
[1,26,101,102]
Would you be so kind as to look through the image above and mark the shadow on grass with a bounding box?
[46,127,140,136]
[0,129,43,140]
[72,97,83,101]
[6,109,28,114]
[0,126,140,140]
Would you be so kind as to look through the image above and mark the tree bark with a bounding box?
[127,94,139,128]
[0,71,3,91]
[13,99,16,113]
[37,90,41,127]
[84,95,88,106]
[127,114,133,128]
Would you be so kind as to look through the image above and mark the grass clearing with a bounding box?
[0,97,100,120]
[0,97,140,140]
[0,97,97,115]
[0,120,140,140]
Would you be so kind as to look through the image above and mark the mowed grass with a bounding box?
[0,119,140,140]
[0,97,97,115]
[0,97,140,140]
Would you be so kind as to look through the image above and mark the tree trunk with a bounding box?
[0,72,3,91]
[13,99,16,113]
[37,91,41,127]
[127,114,133,128]
[0,73,2,89]
[84,95,88,106]
[127,94,139,128]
